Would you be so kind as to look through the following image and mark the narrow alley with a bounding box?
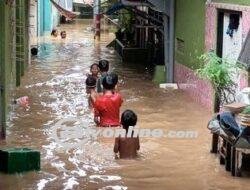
[0,20,250,190]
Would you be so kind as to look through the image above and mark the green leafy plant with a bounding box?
[242,106,250,114]
[196,52,243,112]
[197,52,239,90]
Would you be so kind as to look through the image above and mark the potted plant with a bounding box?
[196,52,242,113]
[239,106,250,126]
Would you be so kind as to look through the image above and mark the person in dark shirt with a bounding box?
[96,59,109,93]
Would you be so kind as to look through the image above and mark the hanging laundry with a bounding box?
[226,13,240,38]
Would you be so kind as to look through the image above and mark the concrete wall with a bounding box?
[16,0,29,85]
[59,0,73,11]
[37,0,43,35]
[175,0,206,69]
[0,1,17,136]
[38,0,59,36]
[52,6,60,30]
[0,0,30,137]
[174,0,250,110]
[44,0,52,33]
[212,0,250,6]
[174,0,212,108]
[205,2,250,92]
[205,2,250,51]
[30,0,38,45]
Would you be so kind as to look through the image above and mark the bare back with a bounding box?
[114,136,140,159]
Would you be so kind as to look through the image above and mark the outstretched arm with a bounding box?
[93,101,100,125]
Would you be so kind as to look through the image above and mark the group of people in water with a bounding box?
[30,29,66,56]
[51,29,67,39]
[85,60,140,159]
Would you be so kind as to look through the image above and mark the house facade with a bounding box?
[38,0,57,36]
[104,0,250,109]
[37,0,73,36]
[174,0,250,109]
[0,0,74,139]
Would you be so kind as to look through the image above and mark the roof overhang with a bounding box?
[147,0,170,15]
[121,0,154,7]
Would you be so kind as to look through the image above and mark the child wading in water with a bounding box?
[114,110,140,159]
[88,63,99,80]
[97,59,109,93]
[94,73,123,127]
[51,29,58,37]
[61,31,67,39]
[85,76,98,109]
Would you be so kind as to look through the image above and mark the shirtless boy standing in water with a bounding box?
[114,110,140,159]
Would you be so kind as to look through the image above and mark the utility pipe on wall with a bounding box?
[94,0,100,40]
[168,0,175,83]
[164,0,174,83]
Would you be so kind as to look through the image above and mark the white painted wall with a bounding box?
[222,12,243,93]
[222,13,243,61]
[29,0,38,45]
[59,0,73,11]
[52,5,60,29]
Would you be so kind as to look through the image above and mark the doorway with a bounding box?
[216,10,242,60]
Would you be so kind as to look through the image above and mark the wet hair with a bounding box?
[109,72,118,86]
[98,59,109,72]
[90,63,99,70]
[31,47,38,56]
[61,31,66,39]
[85,75,97,89]
[61,31,66,35]
[121,110,137,130]
[51,29,57,36]
[102,73,115,90]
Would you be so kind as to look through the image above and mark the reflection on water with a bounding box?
[0,20,250,190]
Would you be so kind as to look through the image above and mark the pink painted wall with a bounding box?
[242,11,250,39]
[174,3,250,110]
[205,4,217,51]
[174,63,213,110]
[205,2,250,51]
[239,71,249,90]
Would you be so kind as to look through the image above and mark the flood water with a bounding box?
[0,20,250,190]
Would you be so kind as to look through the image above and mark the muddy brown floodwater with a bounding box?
[0,20,250,190]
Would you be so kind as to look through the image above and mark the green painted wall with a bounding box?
[0,1,16,137]
[212,0,250,6]
[175,0,206,69]
[16,0,29,85]
[0,0,29,137]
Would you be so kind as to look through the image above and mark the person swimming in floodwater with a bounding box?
[61,31,67,39]
[114,110,140,159]
[85,75,98,109]
[94,73,123,127]
[96,59,109,94]
[51,29,58,37]
[31,47,38,56]
[88,63,99,80]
